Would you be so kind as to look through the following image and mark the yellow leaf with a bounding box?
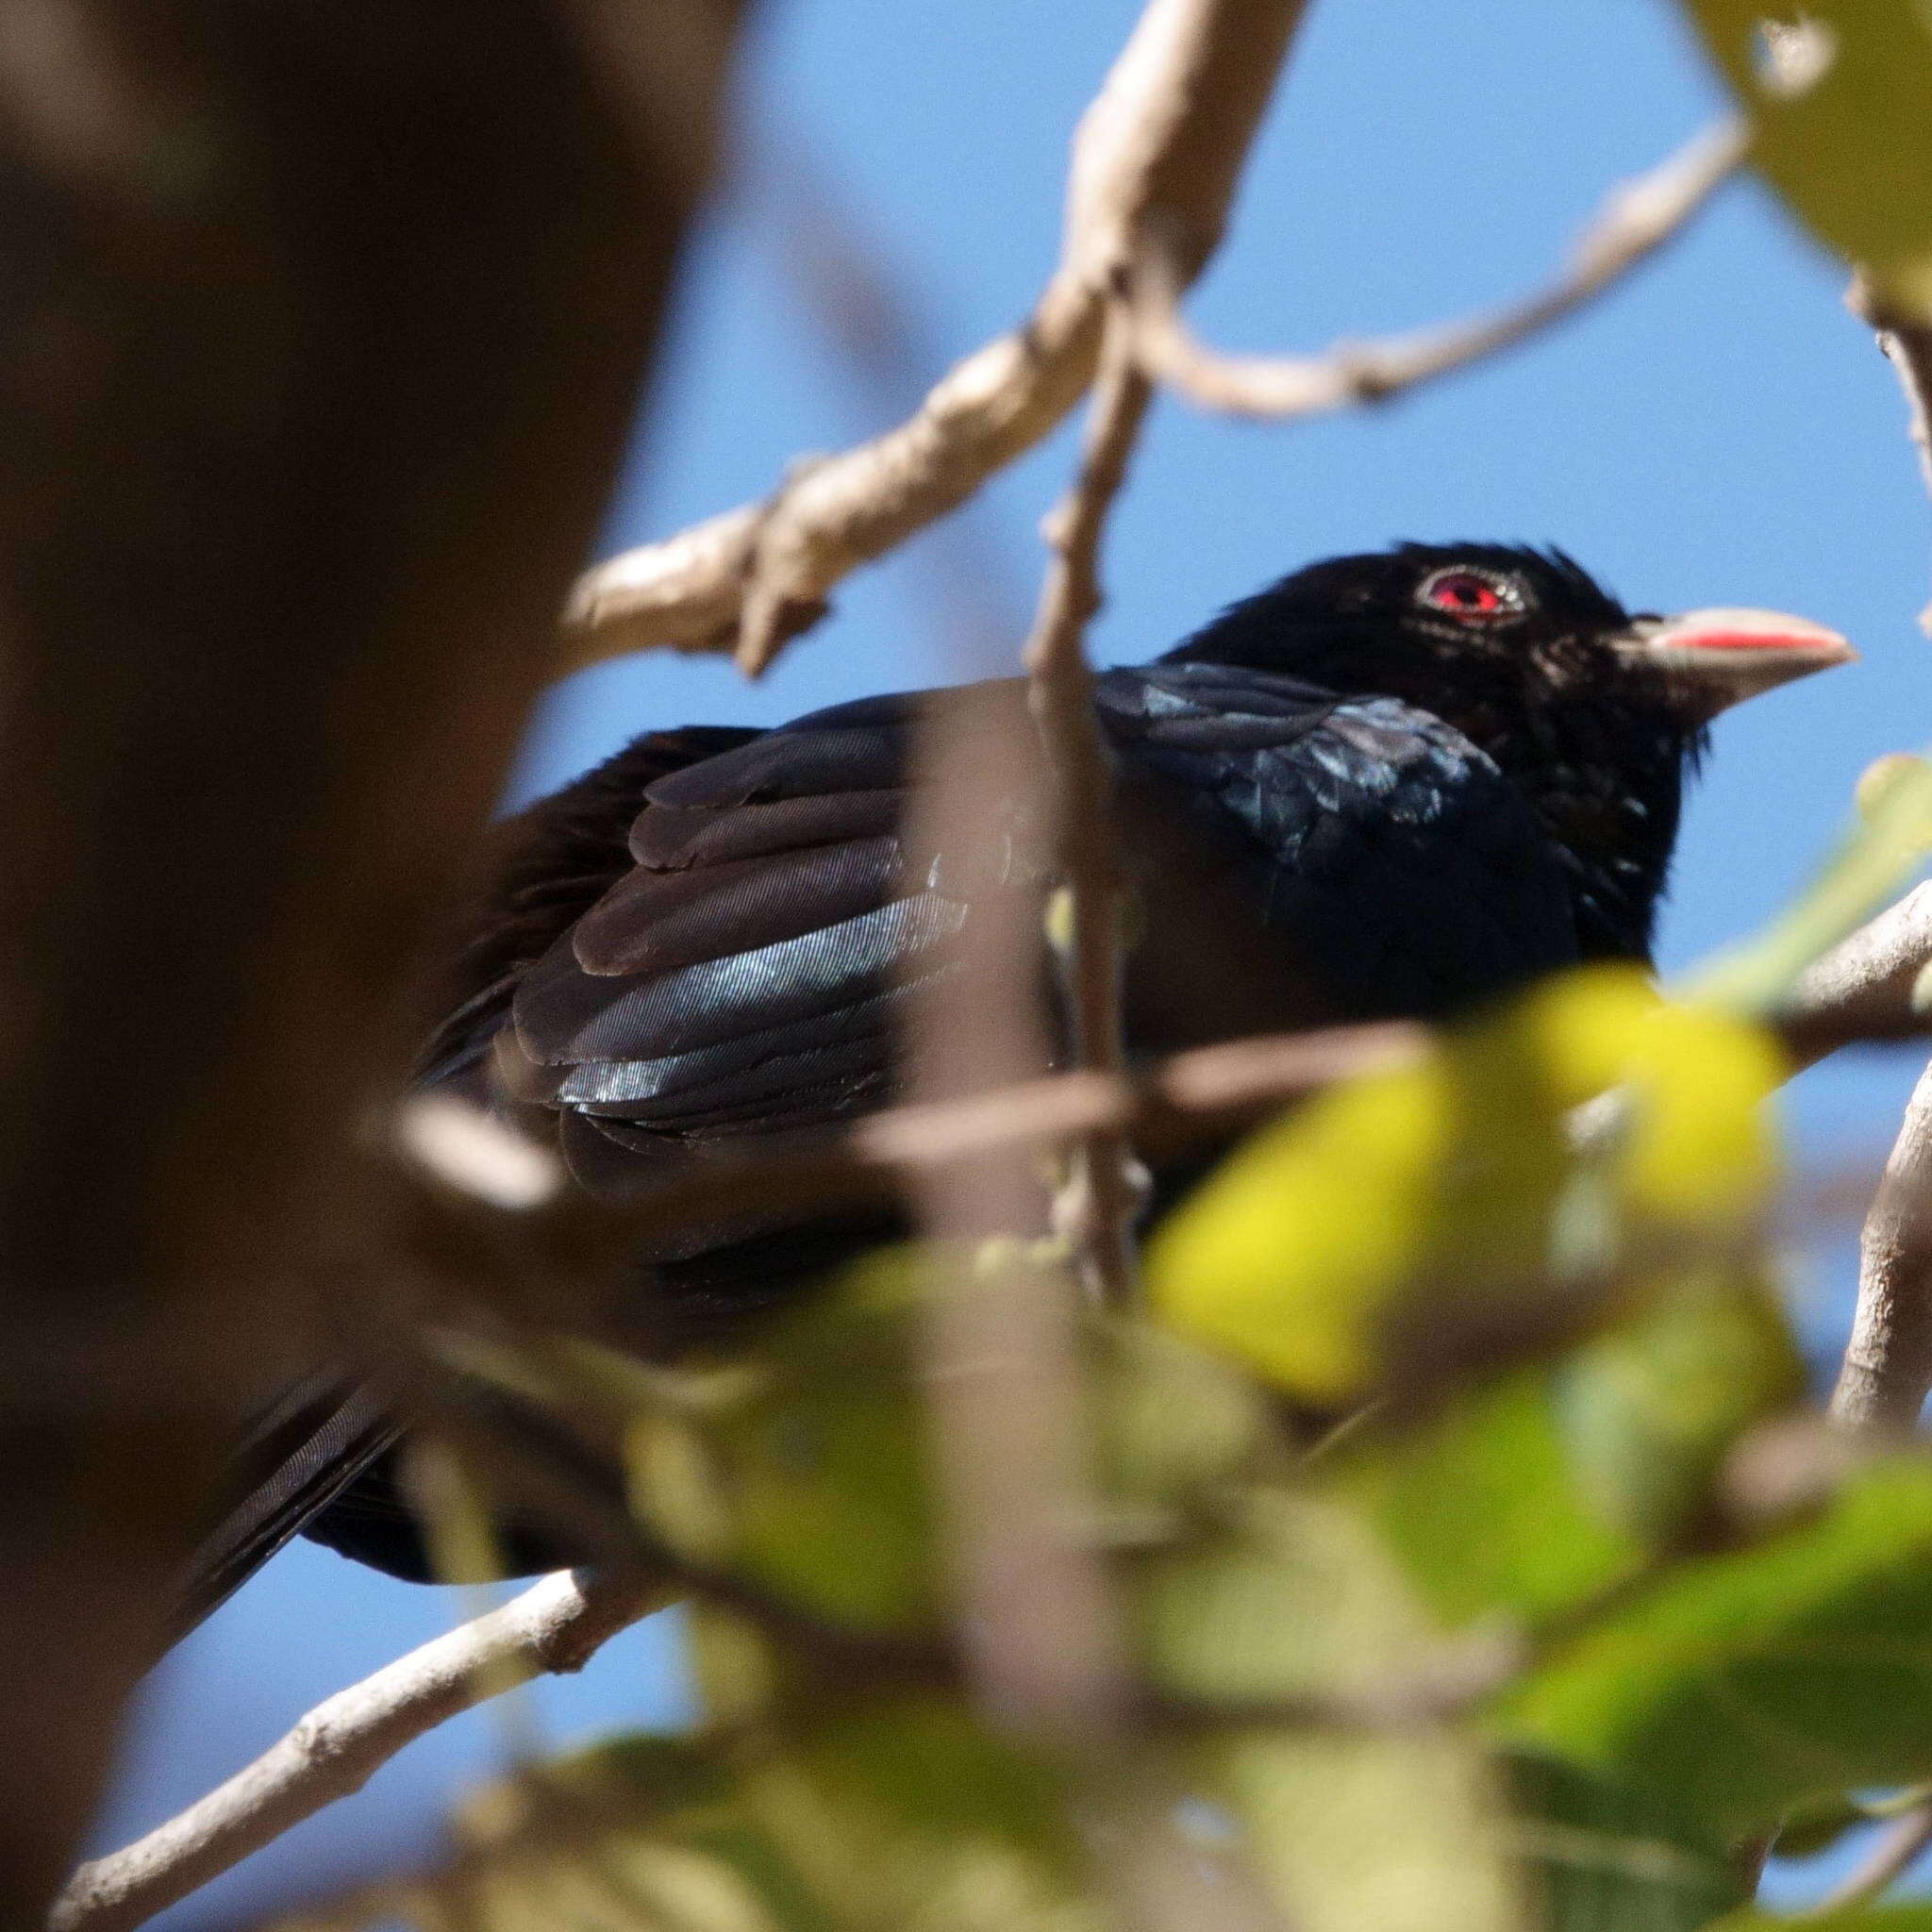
[1146,969,1783,1402]
[1681,3,1932,317]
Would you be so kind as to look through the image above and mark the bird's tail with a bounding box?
[174,1377,398,1638]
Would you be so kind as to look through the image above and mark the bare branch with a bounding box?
[561,0,1309,675]
[1831,1053,1932,1434]
[1127,117,1745,418]
[49,1573,661,1932]
[1823,261,1932,1432]
[1024,314,1155,1301]
[392,1022,1426,1294]
[1775,879,1932,1069]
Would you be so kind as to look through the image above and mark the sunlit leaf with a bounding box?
[1677,2,1932,317]
[1501,1459,1932,1840]
[1556,1267,1804,1548]
[1138,1491,1528,1932]
[1331,1369,1646,1628]
[1146,967,1782,1403]
[1197,1727,1526,1932]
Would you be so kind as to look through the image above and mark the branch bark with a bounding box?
[48,1573,660,1932]
[1831,1054,1932,1433]
[1023,313,1154,1302]
[0,1,738,1916]
[1776,880,1932,1069]
[1824,273,1932,1433]
[561,0,1309,675]
[1126,116,1744,417]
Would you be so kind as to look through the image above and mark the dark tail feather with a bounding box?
[175,1379,398,1638]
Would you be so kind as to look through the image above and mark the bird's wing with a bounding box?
[419,724,765,1091]
[508,683,1044,1196]
[509,667,1582,1198]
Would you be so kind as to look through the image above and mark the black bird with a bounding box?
[191,542,1853,1616]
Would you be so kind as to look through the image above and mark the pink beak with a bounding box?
[1611,607,1857,713]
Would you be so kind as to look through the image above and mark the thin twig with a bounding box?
[1024,312,1155,1303]
[1805,1799,1932,1917]
[48,1573,660,1932]
[394,1022,1427,1289]
[561,0,1307,675]
[1127,117,1745,418]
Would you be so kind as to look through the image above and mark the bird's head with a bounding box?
[1168,541,1854,732]
[1167,542,1855,961]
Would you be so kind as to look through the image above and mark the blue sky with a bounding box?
[103,1,1932,1922]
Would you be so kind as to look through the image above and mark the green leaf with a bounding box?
[1092,1317,1273,1511]
[1331,1267,1800,1633]
[1501,1459,1932,1840]
[418,1700,1094,1932]
[1147,967,1781,1404]
[1331,1369,1646,1628]
[1684,753,1932,1016]
[1194,1726,1527,1932]
[624,1257,942,1635]
[1675,3,1932,318]
[1505,1750,1748,1932]
[1137,1491,1529,1932]
[1555,1268,1804,1549]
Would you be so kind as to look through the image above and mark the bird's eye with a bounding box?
[1417,568,1523,622]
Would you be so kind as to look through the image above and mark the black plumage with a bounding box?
[188,541,1850,1618]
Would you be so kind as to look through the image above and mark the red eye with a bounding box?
[1418,568,1520,621]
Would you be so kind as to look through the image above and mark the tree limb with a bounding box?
[1776,879,1932,1069]
[560,0,1309,675]
[0,2,735,1917]
[1831,1053,1932,1433]
[1823,271,1932,1433]
[1126,116,1745,417]
[47,1573,661,1932]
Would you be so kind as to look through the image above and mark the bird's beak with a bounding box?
[1610,608,1857,715]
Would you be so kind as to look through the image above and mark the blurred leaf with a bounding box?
[1556,1268,1804,1548]
[1197,1726,1526,1932]
[1091,1317,1274,1511]
[1677,3,1932,316]
[420,1699,1093,1932]
[1502,1459,1932,1840]
[1333,1269,1800,1636]
[1147,967,1781,1404]
[1332,1369,1646,1628]
[1769,1788,1874,1860]
[623,1257,941,1634]
[1138,1491,1528,1932]
[1685,752,1932,1015]
[1505,1750,1747,1932]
